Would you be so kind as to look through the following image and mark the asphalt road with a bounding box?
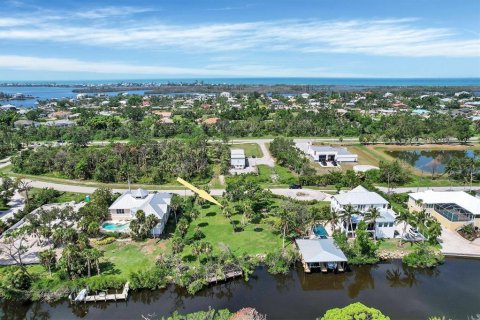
[20,179,327,201]
[376,185,480,194]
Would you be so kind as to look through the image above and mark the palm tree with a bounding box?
[222,204,234,231]
[276,207,293,249]
[465,158,480,191]
[91,248,103,275]
[83,249,94,277]
[192,242,203,262]
[327,209,340,232]
[341,204,358,238]
[395,209,411,245]
[15,178,31,206]
[202,242,213,262]
[170,195,183,223]
[241,200,253,227]
[365,207,382,242]
[426,219,442,244]
[412,209,430,232]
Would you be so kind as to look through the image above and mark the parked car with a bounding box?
[289,184,302,189]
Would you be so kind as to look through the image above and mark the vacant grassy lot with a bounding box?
[183,203,283,258]
[229,143,263,157]
[28,187,88,203]
[99,240,167,276]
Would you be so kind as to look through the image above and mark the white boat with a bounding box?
[74,289,88,302]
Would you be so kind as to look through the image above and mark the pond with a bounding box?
[386,149,478,173]
[1,258,479,319]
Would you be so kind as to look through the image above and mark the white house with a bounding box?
[331,186,396,239]
[408,190,480,231]
[108,188,172,236]
[230,149,246,169]
[307,145,358,163]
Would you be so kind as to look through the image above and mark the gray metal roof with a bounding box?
[309,146,353,155]
[230,149,245,158]
[333,186,388,206]
[132,188,149,199]
[295,239,347,263]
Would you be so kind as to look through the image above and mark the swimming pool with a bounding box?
[101,222,130,232]
[313,224,328,238]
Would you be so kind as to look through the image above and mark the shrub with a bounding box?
[402,243,444,268]
[265,250,297,275]
[92,237,116,246]
[129,266,170,290]
[187,278,207,295]
[321,302,390,320]
[167,308,232,320]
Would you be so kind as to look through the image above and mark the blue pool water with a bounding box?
[101,222,130,232]
[313,224,328,238]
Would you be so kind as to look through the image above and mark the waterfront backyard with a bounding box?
[3,258,480,319]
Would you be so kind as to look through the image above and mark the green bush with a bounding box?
[321,302,390,320]
[402,243,444,268]
[265,250,297,275]
[129,266,170,290]
[0,268,32,300]
[167,308,232,320]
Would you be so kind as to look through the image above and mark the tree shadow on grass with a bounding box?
[254,227,264,232]
[206,211,217,217]
[99,261,121,275]
[198,222,209,227]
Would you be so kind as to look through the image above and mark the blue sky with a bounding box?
[0,0,479,80]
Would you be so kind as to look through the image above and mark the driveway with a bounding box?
[0,191,25,222]
[439,227,480,256]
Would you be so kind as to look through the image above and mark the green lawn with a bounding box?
[229,143,263,157]
[257,164,296,185]
[100,240,165,276]
[183,203,283,258]
[29,187,88,203]
[378,239,415,253]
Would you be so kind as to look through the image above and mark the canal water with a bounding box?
[1,258,479,319]
[386,149,478,174]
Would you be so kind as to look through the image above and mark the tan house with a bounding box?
[408,190,480,230]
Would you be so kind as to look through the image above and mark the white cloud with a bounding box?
[0,54,364,77]
[0,6,479,58]
[74,6,155,19]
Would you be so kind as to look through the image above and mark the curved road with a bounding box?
[22,179,328,201]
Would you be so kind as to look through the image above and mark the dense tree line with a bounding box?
[269,137,315,175]
[2,106,477,151]
[11,138,229,183]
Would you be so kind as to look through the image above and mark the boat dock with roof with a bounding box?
[295,238,347,273]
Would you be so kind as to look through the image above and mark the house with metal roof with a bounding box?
[331,186,396,239]
[307,145,358,163]
[230,149,246,169]
[108,188,172,235]
[408,190,480,230]
[295,238,347,273]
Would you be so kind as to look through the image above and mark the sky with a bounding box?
[0,0,479,80]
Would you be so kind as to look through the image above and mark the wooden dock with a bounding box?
[207,270,243,283]
[73,282,129,303]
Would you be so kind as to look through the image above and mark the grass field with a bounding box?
[182,203,283,259]
[29,187,88,203]
[99,240,166,276]
[229,143,263,157]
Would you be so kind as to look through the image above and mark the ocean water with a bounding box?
[1,78,479,108]
[2,77,480,86]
